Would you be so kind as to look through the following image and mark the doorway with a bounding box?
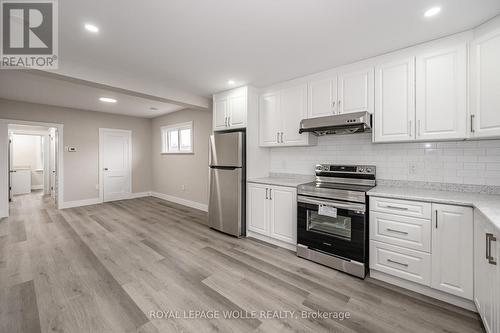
[0,120,63,218]
[8,125,58,203]
[99,128,132,202]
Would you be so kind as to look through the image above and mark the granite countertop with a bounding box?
[368,185,500,232]
[247,175,314,188]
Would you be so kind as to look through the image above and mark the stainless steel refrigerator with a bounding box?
[208,131,245,237]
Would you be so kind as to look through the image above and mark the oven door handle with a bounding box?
[297,195,366,212]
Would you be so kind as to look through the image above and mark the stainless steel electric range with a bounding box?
[297,164,376,279]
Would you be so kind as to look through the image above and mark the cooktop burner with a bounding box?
[300,181,375,193]
[297,164,376,203]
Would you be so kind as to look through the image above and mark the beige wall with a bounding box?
[11,134,42,169]
[0,98,152,202]
[152,108,212,205]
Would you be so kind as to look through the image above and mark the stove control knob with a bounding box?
[358,168,364,173]
[366,168,372,173]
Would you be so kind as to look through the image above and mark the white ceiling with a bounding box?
[0,71,185,118]
[57,0,500,97]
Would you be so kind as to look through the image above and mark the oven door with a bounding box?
[297,195,367,263]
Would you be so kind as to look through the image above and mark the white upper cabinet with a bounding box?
[415,44,467,141]
[307,77,338,118]
[431,204,473,300]
[213,86,248,131]
[259,84,316,147]
[213,97,228,131]
[259,91,281,146]
[338,67,374,114]
[281,85,308,145]
[374,57,416,142]
[471,27,500,138]
[228,91,247,127]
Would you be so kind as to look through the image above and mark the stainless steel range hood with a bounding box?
[299,111,372,136]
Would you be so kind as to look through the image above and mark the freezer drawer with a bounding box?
[208,167,244,237]
[209,132,243,167]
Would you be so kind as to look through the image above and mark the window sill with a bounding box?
[161,151,194,155]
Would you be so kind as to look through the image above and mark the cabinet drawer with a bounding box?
[370,241,431,286]
[370,196,431,219]
[370,212,431,252]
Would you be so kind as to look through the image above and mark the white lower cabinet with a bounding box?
[369,197,474,302]
[431,204,473,299]
[247,183,297,246]
[474,209,499,333]
[247,183,269,235]
[370,240,431,285]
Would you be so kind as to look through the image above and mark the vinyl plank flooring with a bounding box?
[0,192,483,333]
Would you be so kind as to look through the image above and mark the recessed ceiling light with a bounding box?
[84,23,99,33]
[99,97,117,103]
[424,6,441,17]
[227,80,236,85]
[150,107,159,111]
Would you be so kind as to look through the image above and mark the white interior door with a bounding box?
[100,129,132,202]
[8,133,13,201]
[49,131,56,199]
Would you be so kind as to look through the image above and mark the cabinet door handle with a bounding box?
[487,233,497,265]
[435,210,438,229]
[280,132,284,143]
[276,132,279,143]
[418,120,421,137]
[486,233,490,260]
[332,101,336,110]
[269,188,272,200]
[387,259,408,267]
[386,228,409,235]
[228,116,231,126]
[265,188,268,200]
[384,205,408,211]
[470,114,475,133]
[408,120,412,137]
[338,100,341,113]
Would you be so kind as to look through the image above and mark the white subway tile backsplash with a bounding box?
[269,133,500,186]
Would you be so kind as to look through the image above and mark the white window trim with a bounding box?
[161,121,193,154]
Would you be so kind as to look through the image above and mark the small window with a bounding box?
[161,121,193,154]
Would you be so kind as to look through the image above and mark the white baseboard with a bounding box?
[128,191,152,199]
[246,231,296,251]
[31,185,44,190]
[61,197,101,209]
[369,270,477,312]
[150,191,208,212]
